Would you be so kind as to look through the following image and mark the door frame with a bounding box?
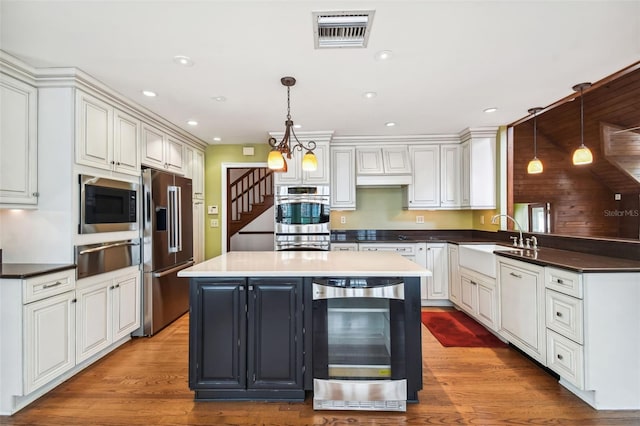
[220,162,268,254]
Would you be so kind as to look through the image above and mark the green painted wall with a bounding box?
[204,143,271,259]
[204,129,505,258]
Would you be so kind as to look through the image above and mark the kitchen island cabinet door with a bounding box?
[247,278,303,390]
[190,279,247,390]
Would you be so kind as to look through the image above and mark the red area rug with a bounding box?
[421,310,507,348]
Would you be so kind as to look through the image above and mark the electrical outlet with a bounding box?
[416,216,425,224]
[340,216,346,224]
[480,215,485,225]
[210,219,219,228]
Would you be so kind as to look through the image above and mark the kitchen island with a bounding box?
[178,251,430,409]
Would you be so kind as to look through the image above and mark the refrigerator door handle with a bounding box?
[168,185,182,253]
[152,261,195,278]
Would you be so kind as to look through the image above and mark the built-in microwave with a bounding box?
[79,174,138,234]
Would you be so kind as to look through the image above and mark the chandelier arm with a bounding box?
[290,127,316,152]
[268,136,278,148]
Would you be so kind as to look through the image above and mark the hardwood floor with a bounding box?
[1,309,639,425]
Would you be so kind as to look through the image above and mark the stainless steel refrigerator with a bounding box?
[134,168,193,336]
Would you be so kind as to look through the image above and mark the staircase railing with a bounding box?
[227,167,274,231]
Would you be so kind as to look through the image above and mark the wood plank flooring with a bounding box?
[1,309,639,425]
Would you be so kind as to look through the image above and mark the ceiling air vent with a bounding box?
[313,10,375,49]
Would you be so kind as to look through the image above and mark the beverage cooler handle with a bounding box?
[168,186,182,253]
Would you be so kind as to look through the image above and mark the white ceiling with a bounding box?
[1,0,639,145]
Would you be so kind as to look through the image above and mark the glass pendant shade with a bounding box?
[302,151,318,171]
[267,150,285,170]
[572,145,593,165]
[527,157,543,174]
[572,82,593,166]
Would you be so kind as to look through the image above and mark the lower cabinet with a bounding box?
[459,268,498,331]
[425,243,448,300]
[447,244,461,304]
[76,269,141,362]
[23,290,76,395]
[189,277,305,399]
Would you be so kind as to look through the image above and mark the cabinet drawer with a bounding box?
[545,267,582,298]
[359,243,415,255]
[545,290,583,344]
[330,243,358,251]
[546,329,584,390]
[23,269,76,304]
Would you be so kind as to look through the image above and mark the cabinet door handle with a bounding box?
[556,278,564,284]
[470,280,477,286]
[557,354,564,360]
[43,281,63,289]
[556,312,563,317]
[509,272,522,279]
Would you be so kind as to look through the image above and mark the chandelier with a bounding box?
[267,77,318,172]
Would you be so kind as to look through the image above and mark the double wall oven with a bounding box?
[274,185,330,251]
[312,277,421,412]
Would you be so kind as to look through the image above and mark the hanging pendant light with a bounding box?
[267,76,317,172]
[527,107,544,174]
[572,82,593,165]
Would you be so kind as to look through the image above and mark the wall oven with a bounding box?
[312,277,415,412]
[79,174,138,234]
[274,185,330,251]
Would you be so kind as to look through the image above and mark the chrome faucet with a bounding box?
[491,214,524,248]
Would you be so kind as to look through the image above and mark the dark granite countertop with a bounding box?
[493,247,640,273]
[0,263,76,279]
[331,230,640,273]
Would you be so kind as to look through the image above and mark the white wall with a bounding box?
[230,206,274,251]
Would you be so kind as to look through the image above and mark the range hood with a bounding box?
[355,146,413,186]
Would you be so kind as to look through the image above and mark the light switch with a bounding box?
[210,219,219,228]
[208,205,218,215]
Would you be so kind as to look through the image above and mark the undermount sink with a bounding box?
[458,244,522,278]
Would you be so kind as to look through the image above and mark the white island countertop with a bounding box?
[178,251,431,278]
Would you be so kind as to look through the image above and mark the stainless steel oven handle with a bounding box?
[79,241,139,255]
[152,261,194,278]
[312,283,404,300]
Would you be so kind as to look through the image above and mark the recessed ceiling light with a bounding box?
[187,120,198,126]
[375,50,393,61]
[173,55,194,67]
[213,137,222,142]
[142,90,157,97]
[484,107,498,113]
[212,96,227,102]
[385,122,396,127]
[363,91,377,99]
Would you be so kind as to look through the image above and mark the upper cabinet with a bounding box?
[75,91,141,176]
[141,123,184,174]
[460,129,496,209]
[404,145,440,209]
[355,146,412,186]
[330,146,356,210]
[273,132,333,186]
[0,73,38,206]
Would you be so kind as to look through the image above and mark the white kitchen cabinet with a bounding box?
[184,145,205,199]
[542,266,640,409]
[0,73,38,206]
[356,146,411,175]
[460,129,496,209]
[448,244,461,305]
[141,123,184,174]
[0,269,77,414]
[76,91,140,176]
[459,267,498,331]
[330,146,356,210]
[404,145,439,209]
[274,140,330,185]
[23,289,76,395]
[193,199,205,263]
[440,144,461,208]
[76,268,140,363]
[497,257,546,365]
[426,243,448,300]
[330,242,358,251]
